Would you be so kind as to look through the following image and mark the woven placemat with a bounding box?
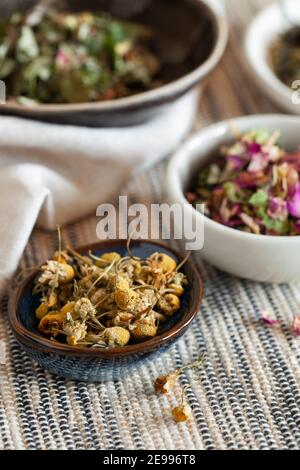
[1,0,300,450]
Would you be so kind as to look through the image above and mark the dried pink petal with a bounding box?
[286,166,299,196]
[261,311,281,326]
[55,49,71,70]
[294,220,300,234]
[292,315,300,336]
[247,142,261,155]
[248,153,268,173]
[226,155,245,172]
[186,192,198,204]
[288,183,300,218]
[219,198,231,223]
[267,197,288,221]
[240,213,261,234]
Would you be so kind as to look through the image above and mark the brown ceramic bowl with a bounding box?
[0,0,228,126]
[9,239,203,382]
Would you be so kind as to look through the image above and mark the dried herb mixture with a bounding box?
[0,2,160,105]
[187,128,300,236]
[33,234,187,348]
[270,26,300,87]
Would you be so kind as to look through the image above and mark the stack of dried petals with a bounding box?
[187,129,300,236]
[31,236,187,348]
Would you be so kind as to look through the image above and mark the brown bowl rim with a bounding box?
[8,239,203,357]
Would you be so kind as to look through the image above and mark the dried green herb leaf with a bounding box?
[16,25,39,63]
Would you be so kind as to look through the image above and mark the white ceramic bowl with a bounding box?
[245,0,300,115]
[167,114,300,283]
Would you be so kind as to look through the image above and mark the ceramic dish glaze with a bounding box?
[245,0,300,115]
[0,0,228,126]
[167,114,300,283]
[9,239,203,382]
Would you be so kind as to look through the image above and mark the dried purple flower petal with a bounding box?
[248,153,268,173]
[294,220,300,234]
[226,155,245,172]
[288,183,300,218]
[267,197,288,221]
[186,192,198,204]
[261,311,281,326]
[292,315,300,336]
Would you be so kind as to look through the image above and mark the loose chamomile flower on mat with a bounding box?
[171,404,192,423]
[154,355,205,424]
[28,228,189,348]
[171,387,192,423]
[154,354,206,395]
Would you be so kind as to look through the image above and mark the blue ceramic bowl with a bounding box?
[9,240,203,382]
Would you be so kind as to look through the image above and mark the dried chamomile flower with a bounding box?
[64,320,87,346]
[130,310,158,340]
[94,252,121,267]
[166,272,187,297]
[131,323,157,340]
[166,283,184,297]
[154,371,178,395]
[114,276,137,311]
[38,311,66,336]
[104,327,130,347]
[35,302,49,320]
[60,301,75,316]
[157,294,180,316]
[52,250,70,263]
[110,312,134,327]
[38,260,75,288]
[154,354,206,395]
[171,404,192,423]
[74,297,96,321]
[149,252,177,273]
[171,385,192,423]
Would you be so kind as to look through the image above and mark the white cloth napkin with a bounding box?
[0,90,198,282]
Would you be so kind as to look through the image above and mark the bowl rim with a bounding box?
[8,239,203,357]
[1,0,228,114]
[167,113,300,244]
[244,0,300,114]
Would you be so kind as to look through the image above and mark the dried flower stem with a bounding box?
[86,256,118,297]
[56,224,62,263]
[176,252,191,272]
[126,231,140,261]
[66,246,93,266]
[177,354,206,375]
[15,266,42,286]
